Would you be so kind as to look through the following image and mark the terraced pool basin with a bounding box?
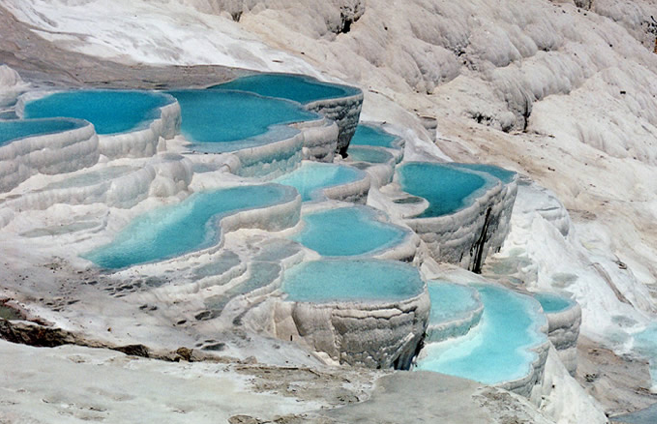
[23,90,174,134]
[426,281,483,342]
[167,89,318,152]
[274,162,366,202]
[533,292,575,313]
[397,162,490,217]
[282,259,425,303]
[350,124,399,149]
[416,284,547,385]
[347,146,394,164]
[209,73,360,104]
[84,184,298,269]
[0,118,88,145]
[292,206,408,257]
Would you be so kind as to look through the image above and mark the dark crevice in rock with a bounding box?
[471,207,493,274]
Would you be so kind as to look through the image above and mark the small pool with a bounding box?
[282,259,425,303]
[167,90,318,152]
[533,292,575,313]
[632,323,657,390]
[428,281,482,324]
[416,284,547,385]
[347,146,394,164]
[274,162,365,202]
[84,184,297,269]
[397,162,489,217]
[209,73,360,104]
[349,124,399,149]
[0,118,87,145]
[450,163,516,184]
[426,281,483,342]
[23,90,174,135]
[291,206,408,257]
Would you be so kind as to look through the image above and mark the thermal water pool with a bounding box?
[209,73,361,105]
[84,184,298,269]
[347,146,394,164]
[416,284,547,385]
[349,124,400,149]
[282,259,425,303]
[450,163,517,184]
[22,90,174,134]
[397,162,490,217]
[291,206,408,257]
[274,162,366,202]
[533,292,576,313]
[426,281,484,342]
[0,118,87,145]
[166,89,318,152]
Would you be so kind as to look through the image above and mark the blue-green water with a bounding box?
[0,118,86,145]
[167,90,317,150]
[282,259,425,303]
[398,162,489,217]
[633,324,657,391]
[274,162,365,202]
[451,163,516,184]
[84,184,297,269]
[347,146,393,164]
[349,124,399,149]
[292,207,407,257]
[209,73,360,104]
[534,292,575,313]
[23,90,173,135]
[416,284,547,385]
[612,403,657,424]
[428,281,481,324]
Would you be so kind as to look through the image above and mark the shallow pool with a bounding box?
[274,162,365,202]
[426,281,483,342]
[347,146,394,164]
[23,90,173,135]
[209,73,360,104]
[0,118,87,145]
[397,162,489,217]
[292,207,407,257]
[282,259,425,303]
[533,292,575,313]
[84,184,297,269]
[416,284,547,385]
[450,163,516,184]
[167,90,317,152]
[349,124,399,149]
[632,323,657,390]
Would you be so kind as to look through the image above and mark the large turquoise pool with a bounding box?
[0,118,87,145]
[349,124,399,149]
[209,73,360,104]
[274,162,365,202]
[84,184,297,269]
[397,162,489,217]
[282,259,425,303]
[291,206,408,257]
[416,284,547,385]
[23,90,174,135]
[167,90,318,152]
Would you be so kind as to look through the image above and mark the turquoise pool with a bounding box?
[428,282,481,324]
[416,284,547,385]
[23,90,174,135]
[282,259,425,303]
[397,162,489,217]
[292,206,407,257]
[167,90,317,152]
[533,292,575,313]
[347,146,394,164]
[274,162,365,202]
[209,73,360,104]
[0,118,87,145]
[84,184,297,269]
[349,124,399,149]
